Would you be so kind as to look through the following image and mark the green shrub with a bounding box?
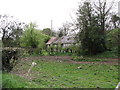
[106,29,119,50]
[41,50,49,56]
[2,47,23,72]
[68,44,80,54]
[92,50,118,58]
[20,23,50,49]
[72,55,104,62]
[72,55,85,61]
[2,72,40,88]
[22,50,30,57]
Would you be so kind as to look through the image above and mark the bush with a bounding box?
[68,44,80,54]
[72,56,85,61]
[2,47,22,72]
[20,23,50,49]
[106,29,119,50]
[72,56,103,62]
[2,72,40,88]
[41,50,49,56]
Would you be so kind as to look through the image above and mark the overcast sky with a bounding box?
[0,0,119,31]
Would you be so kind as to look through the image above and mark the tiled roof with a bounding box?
[46,37,58,44]
[54,36,76,44]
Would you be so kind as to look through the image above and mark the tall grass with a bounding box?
[7,59,119,88]
[2,72,40,88]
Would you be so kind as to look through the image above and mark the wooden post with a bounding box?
[26,62,37,76]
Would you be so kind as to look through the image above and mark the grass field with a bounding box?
[91,50,118,58]
[2,58,118,88]
[2,72,40,88]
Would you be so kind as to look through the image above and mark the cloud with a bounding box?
[0,0,119,30]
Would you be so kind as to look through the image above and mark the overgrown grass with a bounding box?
[49,52,74,56]
[7,59,119,88]
[72,50,118,62]
[25,50,118,59]
[2,72,40,88]
[72,56,106,62]
[23,51,74,57]
[91,50,118,58]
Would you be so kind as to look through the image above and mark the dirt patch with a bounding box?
[21,56,118,64]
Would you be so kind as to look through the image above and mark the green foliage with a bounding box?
[58,21,71,37]
[42,28,56,36]
[47,45,63,53]
[72,56,105,62]
[106,28,119,50]
[22,50,30,57]
[2,47,22,72]
[58,30,64,37]
[57,45,63,51]
[68,45,80,53]
[77,2,106,55]
[0,15,25,47]
[49,52,73,56]
[47,45,54,52]
[2,72,40,88]
[111,15,120,28]
[72,55,84,61]
[41,50,49,56]
[20,23,50,49]
[91,50,118,58]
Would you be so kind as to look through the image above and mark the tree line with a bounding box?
[1,0,120,56]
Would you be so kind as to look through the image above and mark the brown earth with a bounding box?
[21,56,119,64]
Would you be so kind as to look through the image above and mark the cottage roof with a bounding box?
[46,37,58,44]
[54,36,76,44]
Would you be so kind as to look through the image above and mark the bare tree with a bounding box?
[0,15,26,47]
[58,21,72,36]
[94,0,114,50]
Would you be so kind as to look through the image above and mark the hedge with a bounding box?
[2,47,23,72]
